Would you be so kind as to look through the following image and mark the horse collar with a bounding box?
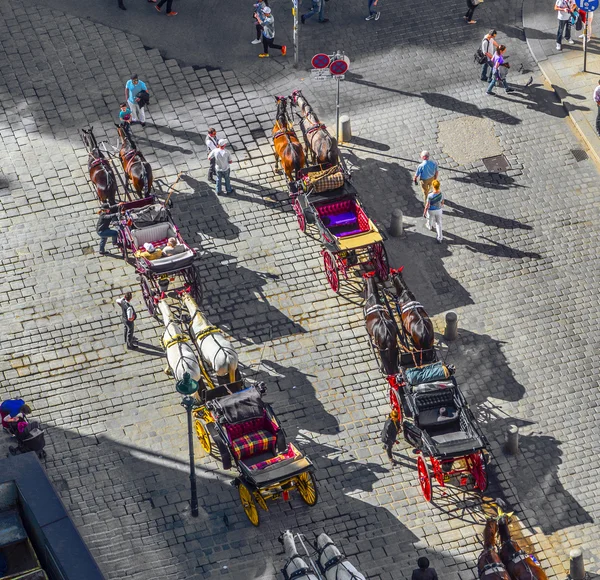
[510,550,529,564]
[306,123,326,135]
[365,304,386,316]
[400,301,422,314]
[124,149,137,160]
[482,563,506,575]
[90,157,107,169]
[273,128,292,140]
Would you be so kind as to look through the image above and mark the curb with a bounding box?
[523,0,600,166]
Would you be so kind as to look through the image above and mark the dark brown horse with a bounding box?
[289,89,339,166]
[115,123,152,198]
[477,519,510,580]
[497,510,548,580]
[81,127,118,206]
[272,96,305,181]
[390,267,434,352]
[363,272,399,376]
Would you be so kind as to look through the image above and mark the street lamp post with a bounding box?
[292,0,299,68]
[176,373,200,518]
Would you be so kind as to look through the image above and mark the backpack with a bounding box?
[474,48,487,65]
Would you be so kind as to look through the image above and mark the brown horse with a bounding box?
[81,127,118,206]
[363,272,399,376]
[497,510,548,580]
[272,96,305,181]
[477,519,510,580]
[289,89,339,166]
[390,267,434,352]
[115,123,153,198]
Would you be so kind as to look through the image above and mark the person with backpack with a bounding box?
[257,7,287,58]
[480,30,499,82]
[555,0,577,51]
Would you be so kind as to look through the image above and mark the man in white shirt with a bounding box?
[594,80,600,136]
[555,0,576,51]
[205,128,219,183]
[116,292,137,349]
[208,139,235,196]
[481,30,499,82]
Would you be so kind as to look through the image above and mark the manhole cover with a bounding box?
[250,128,266,140]
[482,154,510,172]
[571,148,588,162]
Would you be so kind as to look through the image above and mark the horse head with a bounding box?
[274,95,288,126]
[289,89,302,106]
[483,518,499,549]
[496,508,514,544]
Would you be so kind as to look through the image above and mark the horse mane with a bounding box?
[392,271,415,303]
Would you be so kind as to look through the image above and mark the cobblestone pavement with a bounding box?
[1,0,600,578]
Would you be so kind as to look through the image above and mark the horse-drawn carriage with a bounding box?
[116,196,202,315]
[385,360,489,502]
[193,382,318,526]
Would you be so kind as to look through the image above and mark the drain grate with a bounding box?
[482,154,510,173]
[571,148,588,162]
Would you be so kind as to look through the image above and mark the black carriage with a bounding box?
[116,197,202,315]
[387,361,489,502]
[289,164,389,292]
[193,382,318,526]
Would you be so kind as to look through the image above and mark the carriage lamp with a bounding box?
[177,373,200,517]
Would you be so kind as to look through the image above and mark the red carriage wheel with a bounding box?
[417,455,433,502]
[389,388,403,423]
[293,199,306,233]
[117,230,128,261]
[431,457,445,488]
[139,276,156,317]
[322,250,339,293]
[469,451,488,492]
[373,242,390,281]
[183,266,203,306]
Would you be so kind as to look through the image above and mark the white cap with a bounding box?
[218,139,228,147]
[144,243,155,252]
[263,6,272,13]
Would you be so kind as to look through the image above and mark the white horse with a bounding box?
[181,292,238,383]
[280,531,366,580]
[157,299,202,384]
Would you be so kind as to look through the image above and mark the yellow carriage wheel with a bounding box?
[296,472,318,506]
[238,483,260,526]
[254,491,268,512]
[194,419,211,454]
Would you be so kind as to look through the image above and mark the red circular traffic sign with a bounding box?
[311,53,331,69]
[329,59,349,75]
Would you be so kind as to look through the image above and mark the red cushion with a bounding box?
[231,430,276,460]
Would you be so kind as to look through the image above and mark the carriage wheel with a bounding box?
[139,277,155,317]
[194,418,211,454]
[183,266,203,306]
[389,389,403,423]
[417,455,433,502]
[238,483,260,526]
[117,230,128,261]
[323,251,340,293]
[469,452,488,492]
[373,242,390,281]
[293,199,306,233]
[296,472,318,506]
[254,491,268,512]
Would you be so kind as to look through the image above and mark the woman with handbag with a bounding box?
[464,0,482,25]
[486,45,515,95]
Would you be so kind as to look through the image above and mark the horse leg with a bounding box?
[273,147,282,175]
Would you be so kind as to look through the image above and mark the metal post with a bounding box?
[444,311,458,340]
[183,396,199,517]
[389,208,404,237]
[570,548,586,580]
[584,21,588,73]
[336,75,341,144]
[293,0,299,68]
[506,424,519,455]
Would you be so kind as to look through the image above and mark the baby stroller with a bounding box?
[7,421,47,460]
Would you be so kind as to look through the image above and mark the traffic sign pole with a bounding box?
[576,0,599,73]
[292,0,299,68]
[336,75,341,144]
[584,23,588,72]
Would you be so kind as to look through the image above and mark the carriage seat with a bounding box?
[131,223,174,247]
[316,199,372,238]
[225,413,280,460]
[415,389,459,430]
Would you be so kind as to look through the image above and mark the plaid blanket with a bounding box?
[307,166,345,193]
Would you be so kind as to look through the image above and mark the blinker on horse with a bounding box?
[272,96,305,181]
[115,123,153,198]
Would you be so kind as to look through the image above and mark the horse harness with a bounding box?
[306,122,327,136]
[400,300,424,315]
[123,148,144,174]
[481,562,507,576]
[282,556,313,580]
[162,332,190,350]
[89,157,110,170]
[319,542,363,580]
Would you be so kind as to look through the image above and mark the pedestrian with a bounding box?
[555,0,576,50]
[301,0,329,24]
[365,0,380,21]
[206,128,219,182]
[480,30,498,81]
[116,292,137,350]
[97,203,120,256]
[411,557,439,580]
[579,10,593,41]
[486,45,515,95]
[464,0,482,24]
[119,102,133,124]
[594,79,600,136]
[0,399,31,432]
[252,0,269,44]
[125,74,150,126]
[423,180,444,244]
[155,0,177,15]
[413,151,439,205]
[257,7,287,58]
[208,139,236,196]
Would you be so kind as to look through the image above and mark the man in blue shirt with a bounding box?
[124,74,149,126]
[413,150,439,206]
[1,399,31,431]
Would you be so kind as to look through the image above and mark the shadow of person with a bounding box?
[444,231,542,260]
[188,249,306,345]
[347,135,391,152]
[444,199,532,229]
[450,171,526,191]
[173,174,241,241]
[253,359,340,435]
[134,134,193,155]
[151,122,208,149]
